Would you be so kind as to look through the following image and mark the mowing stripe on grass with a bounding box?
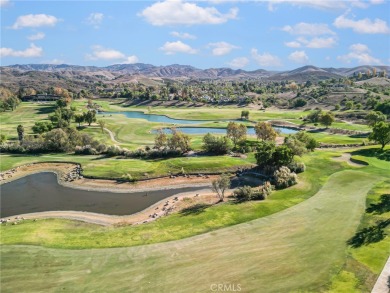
[0,170,380,292]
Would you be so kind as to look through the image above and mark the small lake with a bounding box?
[100,111,215,124]
[154,126,297,135]
[0,173,206,218]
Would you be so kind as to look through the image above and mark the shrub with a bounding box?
[293,98,307,108]
[233,186,253,201]
[287,161,306,173]
[106,145,125,156]
[74,145,98,155]
[273,166,297,189]
[202,133,233,155]
[252,181,273,200]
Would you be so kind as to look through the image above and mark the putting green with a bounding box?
[0,170,381,292]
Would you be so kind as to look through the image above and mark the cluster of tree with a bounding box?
[154,128,191,154]
[74,111,97,127]
[2,126,105,154]
[0,96,20,112]
[305,110,335,128]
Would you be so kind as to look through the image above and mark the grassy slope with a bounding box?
[0,170,381,292]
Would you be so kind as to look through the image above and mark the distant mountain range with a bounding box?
[3,63,389,80]
[1,63,389,92]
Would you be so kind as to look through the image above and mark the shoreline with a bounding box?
[0,162,220,193]
[0,162,222,225]
[2,188,217,226]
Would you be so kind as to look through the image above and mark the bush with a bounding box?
[252,181,273,200]
[273,166,297,189]
[202,133,233,155]
[106,145,126,156]
[287,161,306,173]
[74,145,98,155]
[233,186,253,201]
[293,98,307,108]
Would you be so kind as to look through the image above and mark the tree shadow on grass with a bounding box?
[351,148,390,162]
[180,203,212,216]
[36,105,56,114]
[366,194,390,214]
[347,219,390,248]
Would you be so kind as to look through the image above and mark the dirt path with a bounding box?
[104,127,120,144]
[371,256,390,293]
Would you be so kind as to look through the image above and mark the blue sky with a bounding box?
[1,0,389,70]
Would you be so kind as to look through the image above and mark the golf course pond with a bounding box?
[100,111,298,134]
[154,126,297,135]
[0,172,206,218]
[100,111,215,124]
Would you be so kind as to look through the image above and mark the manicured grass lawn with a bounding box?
[0,168,383,292]
[0,153,255,179]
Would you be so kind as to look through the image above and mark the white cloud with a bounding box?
[251,48,282,67]
[288,50,309,63]
[86,46,139,63]
[86,12,104,29]
[268,0,369,11]
[297,37,336,48]
[0,0,10,7]
[371,0,385,4]
[160,41,197,55]
[337,43,381,64]
[228,57,249,69]
[285,41,301,48]
[123,55,139,64]
[12,14,59,29]
[139,0,238,26]
[282,22,335,35]
[0,43,43,58]
[334,15,390,34]
[349,43,369,53]
[170,31,197,40]
[208,42,239,56]
[27,32,45,41]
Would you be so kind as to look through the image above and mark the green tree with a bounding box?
[154,129,168,149]
[168,128,191,153]
[98,120,106,133]
[345,101,354,110]
[84,110,96,126]
[16,124,24,142]
[44,129,70,152]
[56,98,69,108]
[202,133,233,155]
[211,174,231,202]
[320,112,335,128]
[366,111,387,127]
[227,122,247,147]
[74,114,85,127]
[32,121,53,134]
[254,122,277,141]
[241,110,249,120]
[306,110,322,123]
[369,121,390,150]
